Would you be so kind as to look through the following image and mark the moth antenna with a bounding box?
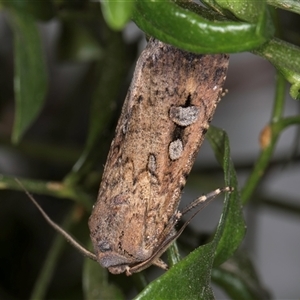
[15,178,97,261]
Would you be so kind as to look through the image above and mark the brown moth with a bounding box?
[17,37,230,277]
[88,38,229,275]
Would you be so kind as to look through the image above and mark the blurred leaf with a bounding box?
[100,0,135,30]
[212,250,271,300]
[83,255,124,300]
[9,10,48,143]
[1,0,55,21]
[135,127,243,299]
[207,126,246,266]
[57,22,103,62]
[64,31,137,185]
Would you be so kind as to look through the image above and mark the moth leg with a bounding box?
[181,186,233,216]
[152,258,168,270]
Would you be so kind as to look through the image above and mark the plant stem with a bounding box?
[132,273,148,292]
[167,242,181,267]
[240,72,286,204]
[254,195,300,216]
[276,116,300,130]
[0,136,81,165]
[0,175,93,210]
[30,206,78,300]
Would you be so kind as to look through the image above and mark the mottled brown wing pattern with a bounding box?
[89,38,229,274]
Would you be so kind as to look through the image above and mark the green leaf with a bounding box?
[267,0,300,15]
[100,0,135,30]
[212,250,271,300]
[203,0,266,23]
[253,38,300,100]
[132,0,273,53]
[207,126,246,266]
[83,255,124,300]
[135,243,215,300]
[134,126,245,299]
[9,10,48,143]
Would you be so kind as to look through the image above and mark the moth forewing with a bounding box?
[88,38,229,274]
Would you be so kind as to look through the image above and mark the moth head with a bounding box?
[88,192,151,275]
[91,239,133,274]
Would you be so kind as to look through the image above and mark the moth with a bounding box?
[89,38,230,275]
[19,38,230,276]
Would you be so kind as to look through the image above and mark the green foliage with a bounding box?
[100,0,135,31]
[8,8,48,143]
[0,0,300,299]
[132,0,272,53]
[207,127,246,267]
[202,0,266,23]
